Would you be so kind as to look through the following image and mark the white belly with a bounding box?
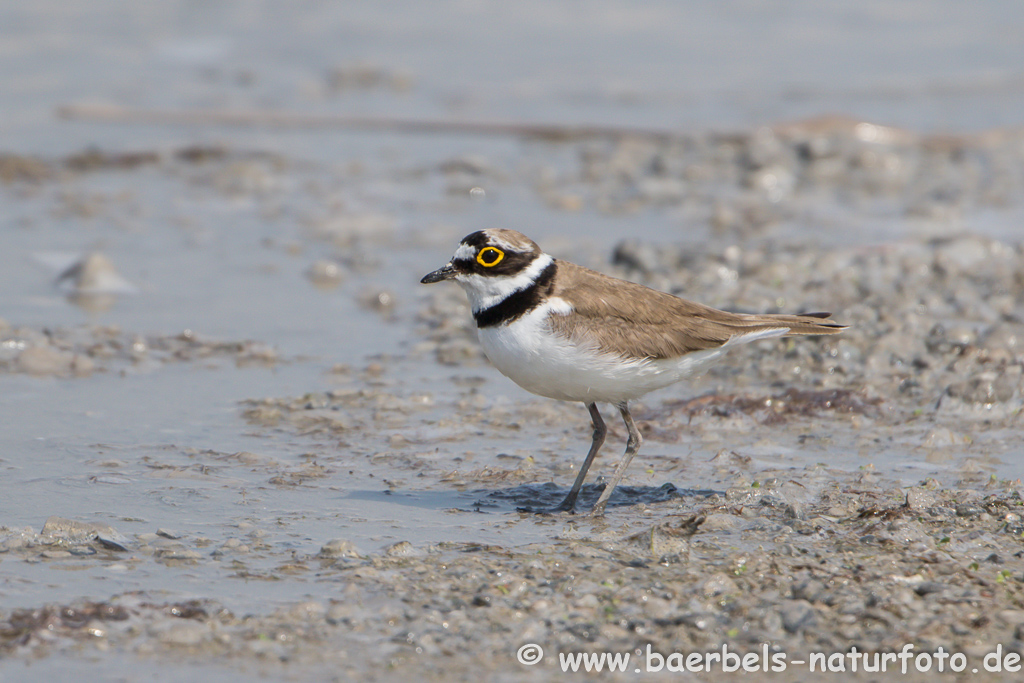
[477,302,777,404]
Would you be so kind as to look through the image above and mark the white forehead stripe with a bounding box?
[453,243,475,261]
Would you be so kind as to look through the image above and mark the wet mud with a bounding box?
[3,120,1024,680]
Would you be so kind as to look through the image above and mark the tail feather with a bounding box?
[736,311,847,336]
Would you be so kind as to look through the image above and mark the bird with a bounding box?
[421,229,846,515]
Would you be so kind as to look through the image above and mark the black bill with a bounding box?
[420,262,456,284]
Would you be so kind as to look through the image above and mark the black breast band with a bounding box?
[473,262,558,328]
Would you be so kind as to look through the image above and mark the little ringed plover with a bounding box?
[421,229,846,515]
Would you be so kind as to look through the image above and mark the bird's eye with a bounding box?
[476,246,504,267]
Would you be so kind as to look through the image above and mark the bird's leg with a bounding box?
[545,402,606,514]
[588,402,643,516]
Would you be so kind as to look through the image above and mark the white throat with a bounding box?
[456,253,553,313]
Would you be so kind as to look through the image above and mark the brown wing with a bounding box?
[548,260,846,360]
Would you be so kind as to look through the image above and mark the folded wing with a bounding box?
[547,261,846,360]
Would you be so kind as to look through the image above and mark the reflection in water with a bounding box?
[67,291,117,313]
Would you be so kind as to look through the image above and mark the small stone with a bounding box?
[779,600,817,633]
[1,536,30,551]
[156,529,183,539]
[955,503,984,518]
[382,541,420,558]
[641,597,674,619]
[40,516,129,551]
[154,548,202,562]
[95,530,131,551]
[17,346,73,376]
[700,514,740,532]
[319,539,360,559]
[791,579,826,602]
[701,573,739,598]
[914,582,948,597]
[624,515,703,559]
[905,489,936,511]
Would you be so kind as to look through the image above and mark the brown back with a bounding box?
[548,260,845,360]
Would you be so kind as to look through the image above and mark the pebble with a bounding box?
[17,346,74,376]
[382,541,421,558]
[154,548,202,562]
[701,573,739,598]
[905,489,936,511]
[156,529,184,540]
[319,539,360,559]
[700,514,740,531]
[779,600,817,633]
[790,579,826,602]
[39,516,129,551]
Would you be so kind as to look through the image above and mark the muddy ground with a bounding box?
[2,117,1023,682]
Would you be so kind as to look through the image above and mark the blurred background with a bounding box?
[2,2,1024,673]
[4,0,1024,332]
[6,0,1024,148]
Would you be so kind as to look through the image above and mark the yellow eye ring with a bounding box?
[476,246,504,267]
